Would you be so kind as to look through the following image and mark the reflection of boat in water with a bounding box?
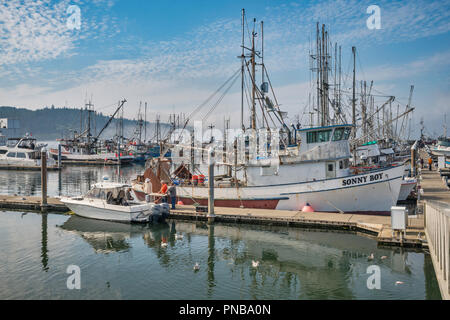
[60,215,170,253]
[61,181,170,223]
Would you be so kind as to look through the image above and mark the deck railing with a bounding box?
[425,200,450,300]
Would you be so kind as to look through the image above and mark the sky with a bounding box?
[0,0,449,138]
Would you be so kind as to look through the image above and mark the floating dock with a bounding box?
[0,165,60,171]
[0,194,426,248]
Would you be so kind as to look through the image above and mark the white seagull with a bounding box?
[175,234,184,240]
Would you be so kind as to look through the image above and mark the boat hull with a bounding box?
[133,165,405,215]
[398,179,417,201]
[61,199,154,223]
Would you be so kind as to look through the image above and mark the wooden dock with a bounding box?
[0,195,69,213]
[0,196,427,249]
[419,156,450,300]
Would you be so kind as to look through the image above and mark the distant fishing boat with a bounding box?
[49,143,134,165]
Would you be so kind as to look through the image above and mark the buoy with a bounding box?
[302,203,314,213]
[177,201,184,205]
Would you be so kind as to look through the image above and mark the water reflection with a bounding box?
[53,216,441,300]
[41,213,49,272]
[61,215,170,254]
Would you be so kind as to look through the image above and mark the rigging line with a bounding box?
[186,67,241,122]
[243,61,268,127]
[356,51,367,83]
[202,71,241,122]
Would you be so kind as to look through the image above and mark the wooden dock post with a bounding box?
[411,140,418,177]
[207,148,215,223]
[41,148,48,212]
[57,144,62,169]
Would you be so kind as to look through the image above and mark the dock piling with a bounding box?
[41,148,48,212]
[207,148,215,223]
[57,144,62,169]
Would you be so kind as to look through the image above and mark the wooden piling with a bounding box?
[41,148,48,212]
[58,144,62,169]
[207,148,215,223]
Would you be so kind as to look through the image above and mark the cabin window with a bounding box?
[333,128,344,141]
[7,152,16,158]
[0,150,7,155]
[332,128,352,141]
[307,130,332,143]
[328,164,334,172]
[16,153,26,159]
[339,160,343,169]
[343,128,351,140]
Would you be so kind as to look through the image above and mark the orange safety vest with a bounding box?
[160,184,168,194]
[428,158,432,165]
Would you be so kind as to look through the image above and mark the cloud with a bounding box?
[0,0,118,66]
[0,0,449,137]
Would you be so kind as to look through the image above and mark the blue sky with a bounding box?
[0,0,449,138]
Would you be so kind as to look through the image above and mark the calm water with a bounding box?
[0,164,442,300]
[0,211,442,300]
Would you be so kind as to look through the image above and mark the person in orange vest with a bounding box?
[428,157,433,171]
[159,180,168,203]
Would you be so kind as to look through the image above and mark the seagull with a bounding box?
[193,263,200,271]
[381,256,388,260]
[161,241,168,248]
[368,253,374,261]
[175,234,184,240]
[395,281,404,286]
[252,260,260,268]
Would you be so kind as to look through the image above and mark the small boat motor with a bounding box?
[149,204,162,223]
[161,203,170,219]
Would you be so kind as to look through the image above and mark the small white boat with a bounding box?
[61,181,168,223]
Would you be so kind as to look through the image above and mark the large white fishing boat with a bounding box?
[132,12,405,215]
[61,181,169,223]
[0,137,57,170]
[133,125,404,215]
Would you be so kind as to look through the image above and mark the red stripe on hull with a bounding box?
[133,190,391,215]
[177,197,280,210]
[133,190,279,209]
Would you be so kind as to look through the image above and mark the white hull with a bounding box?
[398,178,417,201]
[431,147,450,157]
[61,198,153,223]
[50,150,134,163]
[135,165,405,214]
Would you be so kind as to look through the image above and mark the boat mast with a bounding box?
[240,9,245,132]
[145,102,147,143]
[261,20,265,129]
[251,18,257,130]
[352,46,356,139]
